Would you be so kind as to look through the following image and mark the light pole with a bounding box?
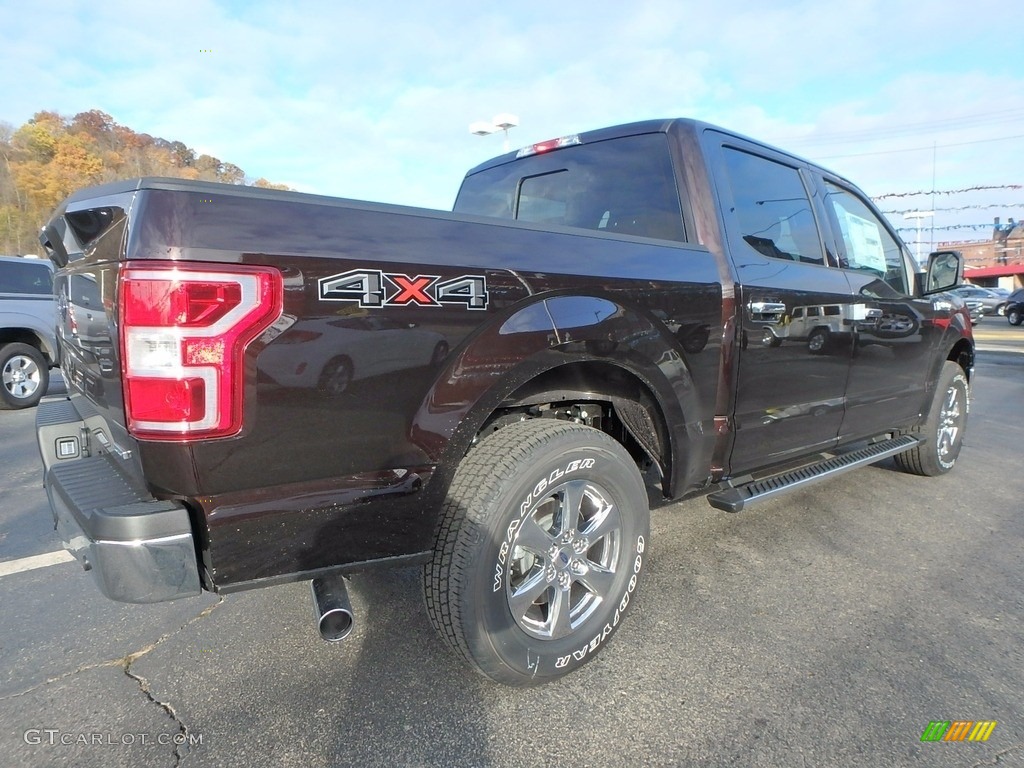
[469,113,519,152]
[904,211,934,265]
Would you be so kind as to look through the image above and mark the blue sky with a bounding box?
[2,0,1023,250]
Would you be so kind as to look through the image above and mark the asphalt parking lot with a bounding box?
[1,325,1021,767]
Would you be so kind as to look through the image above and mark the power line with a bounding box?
[774,107,1024,148]
[816,133,1024,161]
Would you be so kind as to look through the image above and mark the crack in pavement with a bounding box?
[124,660,192,766]
[1,597,223,765]
[122,599,223,766]
[970,742,1024,767]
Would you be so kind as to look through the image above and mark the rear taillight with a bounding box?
[119,261,283,440]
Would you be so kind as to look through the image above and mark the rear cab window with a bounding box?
[0,259,53,295]
[454,133,686,242]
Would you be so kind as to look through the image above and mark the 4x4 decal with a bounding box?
[319,269,488,310]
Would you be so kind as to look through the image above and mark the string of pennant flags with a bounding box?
[871,184,1022,236]
[873,184,1023,200]
[882,203,1024,216]
[892,222,1011,231]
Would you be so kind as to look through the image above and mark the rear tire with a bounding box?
[894,361,968,476]
[423,419,649,686]
[0,343,49,409]
[807,327,829,354]
[1007,307,1022,326]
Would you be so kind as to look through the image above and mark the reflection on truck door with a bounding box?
[821,180,945,440]
[713,137,854,471]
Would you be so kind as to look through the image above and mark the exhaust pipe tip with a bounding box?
[318,606,354,642]
[311,576,354,642]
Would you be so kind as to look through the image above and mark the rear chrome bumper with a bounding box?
[36,398,201,603]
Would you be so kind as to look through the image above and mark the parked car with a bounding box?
[0,256,58,408]
[964,300,985,325]
[1005,288,1024,326]
[260,313,449,394]
[951,285,1008,316]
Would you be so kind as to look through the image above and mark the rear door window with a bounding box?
[720,148,826,266]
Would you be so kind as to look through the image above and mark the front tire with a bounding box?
[0,343,49,409]
[318,357,353,396]
[424,419,649,686]
[430,341,450,367]
[762,328,781,348]
[1007,307,1022,326]
[894,361,969,476]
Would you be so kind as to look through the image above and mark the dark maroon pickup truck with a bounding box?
[36,118,973,685]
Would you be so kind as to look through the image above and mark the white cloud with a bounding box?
[1,0,1022,238]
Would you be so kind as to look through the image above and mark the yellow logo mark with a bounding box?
[968,721,998,742]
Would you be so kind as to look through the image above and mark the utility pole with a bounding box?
[904,211,934,265]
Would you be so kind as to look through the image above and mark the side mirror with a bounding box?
[918,250,964,296]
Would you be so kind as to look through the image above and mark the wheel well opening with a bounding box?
[948,339,974,380]
[476,362,672,494]
[0,330,52,365]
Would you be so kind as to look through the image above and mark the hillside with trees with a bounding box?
[0,110,288,255]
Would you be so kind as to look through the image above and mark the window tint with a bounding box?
[518,171,569,225]
[721,148,825,265]
[0,260,53,295]
[824,182,908,294]
[455,133,685,241]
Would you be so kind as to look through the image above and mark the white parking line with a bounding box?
[0,550,75,577]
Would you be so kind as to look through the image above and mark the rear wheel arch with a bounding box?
[0,327,57,367]
[491,361,677,491]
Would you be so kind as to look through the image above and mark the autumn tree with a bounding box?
[0,110,287,255]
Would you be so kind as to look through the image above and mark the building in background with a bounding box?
[939,218,1024,290]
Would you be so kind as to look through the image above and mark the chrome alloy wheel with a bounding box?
[937,381,965,464]
[2,354,41,401]
[505,479,622,640]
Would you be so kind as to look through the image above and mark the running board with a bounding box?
[708,435,921,513]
